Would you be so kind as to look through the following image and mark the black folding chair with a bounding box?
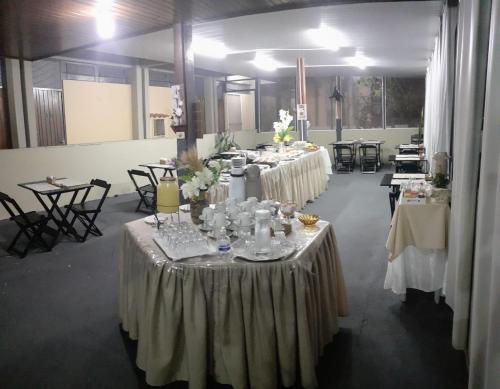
[359,144,378,173]
[128,169,156,213]
[333,145,355,173]
[388,190,400,217]
[65,179,111,242]
[0,192,57,258]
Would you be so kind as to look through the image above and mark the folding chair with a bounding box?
[333,145,355,173]
[128,169,156,213]
[0,192,56,258]
[359,144,378,173]
[388,190,400,217]
[65,179,111,242]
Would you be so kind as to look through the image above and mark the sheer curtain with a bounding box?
[444,0,492,353]
[423,5,457,171]
[468,0,500,386]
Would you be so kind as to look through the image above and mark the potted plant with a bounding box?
[215,129,240,153]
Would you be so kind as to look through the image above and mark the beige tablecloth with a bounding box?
[208,149,329,208]
[386,201,450,261]
[118,218,347,389]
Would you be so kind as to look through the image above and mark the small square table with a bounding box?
[139,163,176,184]
[19,178,92,247]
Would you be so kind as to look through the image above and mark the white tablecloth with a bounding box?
[384,246,447,294]
[208,148,331,208]
[385,199,450,294]
[118,217,347,389]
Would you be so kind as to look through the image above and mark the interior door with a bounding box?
[34,88,66,146]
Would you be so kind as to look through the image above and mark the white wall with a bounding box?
[0,138,177,220]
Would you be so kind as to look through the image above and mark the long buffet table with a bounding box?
[118,216,347,389]
[208,148,332,208]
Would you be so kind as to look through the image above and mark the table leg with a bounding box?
[46,190,80,238]
[434,289,441,304]
[34,192,61,248]
[147,167,159,185]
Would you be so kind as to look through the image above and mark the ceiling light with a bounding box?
[94,0,115,39]
[192,37,229,59]
[307,24,348,51]
[348,52,373,70]
[252,52,281,71]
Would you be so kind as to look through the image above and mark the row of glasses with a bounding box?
[159,221,208,258]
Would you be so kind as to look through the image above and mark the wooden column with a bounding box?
[173,21,196,155]
[296,57,307,141]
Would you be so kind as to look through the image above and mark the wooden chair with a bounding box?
[65,179,111,242]
[128,170,156,213]
[0,192,56,257]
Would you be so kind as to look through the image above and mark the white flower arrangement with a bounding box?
[273,109,294,143]
[180,160,221,201]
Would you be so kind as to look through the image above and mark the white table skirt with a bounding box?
[384,245,447,295]
[118,218,347,389]
[208,148,330,207]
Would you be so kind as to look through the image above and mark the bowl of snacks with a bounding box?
[304,143,320,152]
[298,214,320,227]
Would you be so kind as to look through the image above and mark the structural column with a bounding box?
[130,65,145,140]
[4,58,38,148]
[173,21,197,155]
[296,57,307,141]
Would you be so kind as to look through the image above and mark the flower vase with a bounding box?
[278,142,285,152]
[190,198,208,225]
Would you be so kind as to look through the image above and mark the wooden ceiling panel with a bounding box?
[0,0,413,60]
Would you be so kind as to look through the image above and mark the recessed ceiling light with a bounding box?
[307,24,348,51]
[348,52,373,70]
[252,52,282,71]
[94,0,115,39]
[192,37,229,59]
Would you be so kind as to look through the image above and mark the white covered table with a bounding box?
[118,217,347,389]
[385,199,450,296]
[208,148,331,208]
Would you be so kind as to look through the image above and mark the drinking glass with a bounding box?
[280,201,296,222]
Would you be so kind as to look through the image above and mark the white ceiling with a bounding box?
[92,1,442,77]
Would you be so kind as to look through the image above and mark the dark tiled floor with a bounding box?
[0,170,467,389]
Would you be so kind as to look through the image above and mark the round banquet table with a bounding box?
[118,217,347,389]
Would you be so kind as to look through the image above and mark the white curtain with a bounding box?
[468,0,500,386]
[423,5,457,171]
[445,0,492,352]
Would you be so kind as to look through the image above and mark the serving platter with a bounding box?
[233,243,295,262]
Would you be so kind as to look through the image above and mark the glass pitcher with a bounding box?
[254,209,271,254]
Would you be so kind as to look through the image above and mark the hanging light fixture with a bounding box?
[94,0,115,39]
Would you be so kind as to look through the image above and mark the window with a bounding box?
[306,76,334,130]
[257,74,423,131]
[342,76,383,129]
[149,69,174,87]
[260,77,295,131]
[385,77,425,128]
